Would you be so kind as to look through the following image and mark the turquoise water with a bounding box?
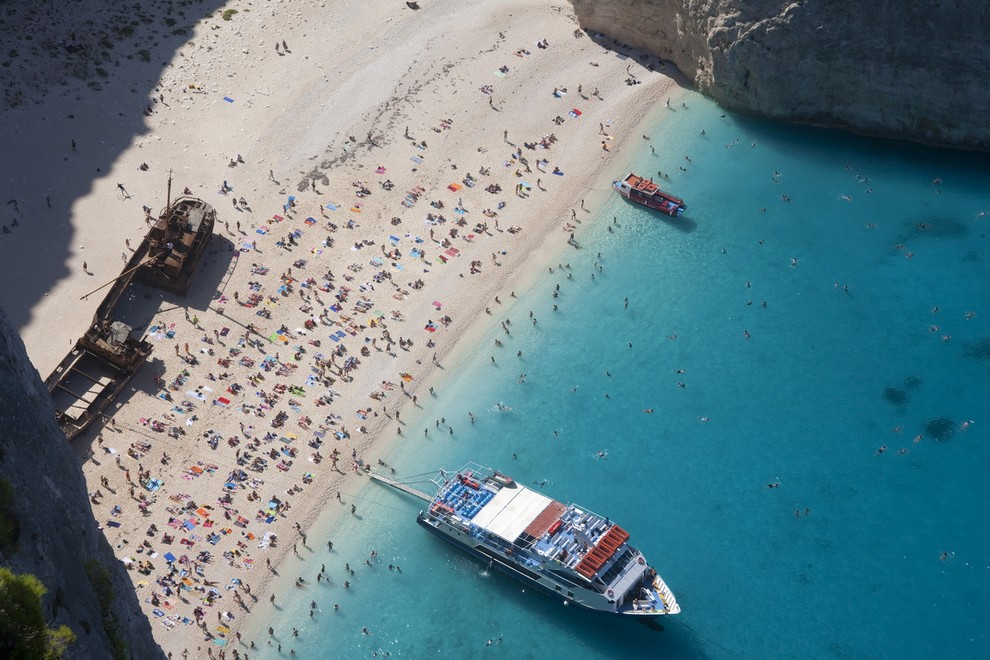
[258,95,990,659]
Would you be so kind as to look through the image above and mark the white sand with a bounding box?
[0,0,682,655]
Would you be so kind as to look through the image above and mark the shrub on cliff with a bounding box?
[0,567,76,658]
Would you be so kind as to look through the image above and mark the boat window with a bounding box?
[598,548,635,586]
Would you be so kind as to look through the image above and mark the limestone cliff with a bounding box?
[570,0,990,150]
[0,306,163,660]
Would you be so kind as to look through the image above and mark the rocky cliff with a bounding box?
[0,306,163,660]
[570,0,990,150]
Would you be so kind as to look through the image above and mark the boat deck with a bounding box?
[433,476,497,520]
[49,350,124,422]
[532,506,613,570]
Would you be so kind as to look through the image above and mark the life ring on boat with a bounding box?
[606,589,614,598]
[637,557,645,566]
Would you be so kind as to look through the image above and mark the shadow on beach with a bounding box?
[0,0,229,333]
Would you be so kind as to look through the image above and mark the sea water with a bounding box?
[262,94,990,659]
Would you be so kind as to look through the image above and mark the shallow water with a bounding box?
[259,94,990,659]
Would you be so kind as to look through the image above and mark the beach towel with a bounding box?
[410,155,423,164]
[326,202,338,211]
[223,97,234,103]
[569,108,582,117]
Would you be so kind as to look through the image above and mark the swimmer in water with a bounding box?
[642,409,653,413]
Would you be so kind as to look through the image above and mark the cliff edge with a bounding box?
[0,305,163,660]
[570,0,990,150]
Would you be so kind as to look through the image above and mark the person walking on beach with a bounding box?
[116,183,130,199]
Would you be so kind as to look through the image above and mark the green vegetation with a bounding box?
[83,560,127,660]
[222,9,238,21]
[0,568,76,659]
[0,477,19,555]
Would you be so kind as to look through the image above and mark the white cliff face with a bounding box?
[571,0,990,150]
[0,306,163,660]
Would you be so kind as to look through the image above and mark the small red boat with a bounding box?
[613,172,686,217]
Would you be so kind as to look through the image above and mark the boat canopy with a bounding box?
[470,484,554,543]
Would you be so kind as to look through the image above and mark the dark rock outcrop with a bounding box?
[0,306,163,660]
[571,0,990,150]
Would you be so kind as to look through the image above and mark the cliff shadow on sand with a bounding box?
[0,0,230,345]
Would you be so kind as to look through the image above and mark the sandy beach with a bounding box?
[0,0,682,656]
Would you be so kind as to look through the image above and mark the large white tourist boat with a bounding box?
[372,463,680,616]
